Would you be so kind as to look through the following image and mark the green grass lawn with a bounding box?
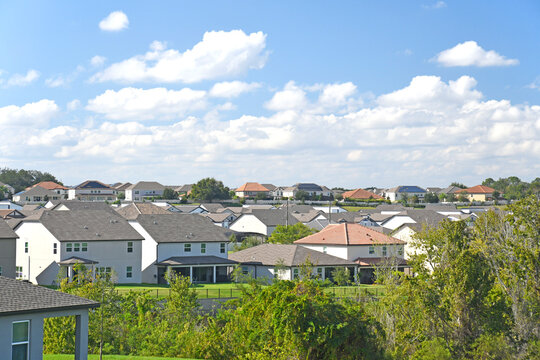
[44,355,198,360]
[341,205,378,211]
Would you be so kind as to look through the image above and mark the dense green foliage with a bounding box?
[0,167,61,193]
[161,187,178,199]
[189,177,230,202]
[482,176,540,200]
[44,196,540,359]
[267,223,317,244]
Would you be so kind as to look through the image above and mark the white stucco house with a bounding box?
[125,181,166,202]
[12,210,144,285]
[0,276,98,360]
[127,213,236,284]
[68,180,117,202]
[229,209,298,236]
[384,186,427,202]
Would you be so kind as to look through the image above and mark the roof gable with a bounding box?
[342,188,383,200]
[75,180,112,190]
[235,182,269,192]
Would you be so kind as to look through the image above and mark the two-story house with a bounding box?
[0,219,17,278]
[68,180,117,202]
[13,210,144,284]
[125,181,166,202]
[234,182,270,198]
[128,213,236,284]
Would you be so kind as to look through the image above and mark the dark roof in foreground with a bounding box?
[156,256,237,266]
[50,200,114,212]
[229,244,356,267]
[116,203,171,220]
[58,256,98,265]
[0,218,18,239]
[0,276,99,315]
[136,214,233,243]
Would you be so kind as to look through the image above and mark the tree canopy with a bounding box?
[482,176,540,200]
[0,168,62,193]
[268,223,317,244]
[189,177,230,202]
[162,187,178,200]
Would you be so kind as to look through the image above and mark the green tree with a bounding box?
[331,267,351,286]
[0,168,62,193]
[424,192,439,203]
[268,223,317,244]
[190,177,230,202]
[295,190,309,202]
[450,182,467,189]
[117,192,125,200]
[162,187,178,199]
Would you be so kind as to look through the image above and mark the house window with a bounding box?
[220,243,226,254]
[369,246,375,255]
[317,267,323,279]
[293,268,299,280]
[201,243,206,254]
[16,266,23,279]
[82,243,87,252]
[398,246,403,256]
[127,242,133,253]
[242,266,249,275]
[74,243,80,252]
[24,242,28,253]
[184,243,191,253]
[12,320,29,360]
[53,243,57,254]
[126,266,132,278]
[66,243,72,252]
[97,267,112,279]
[134,191,139,194]
[323,246,327,254]
[382,246,387,256]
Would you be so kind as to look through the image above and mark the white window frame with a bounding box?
[53,243,57,255]
[66,243,72,252]
[127,241,133,253]
[82,242,87,252]
[184,243,191,253]
[220,243,226,254]
[200,243,206,254]
[369,246,375,255]
[24,242,28,253]
[74,243,80,252]
[382,246,387,257]
[126,266,133,278]
[12,320,29,360]
[293,268,299,280]
[16,266,23,279]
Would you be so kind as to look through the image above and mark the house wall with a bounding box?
[126,189,164,202]
[298,244,404,261]
[157,241,227,261]
[0,309,89,360]
[392,227,417,260]
[15,223,61,284]
[299,244,349,260]
[0,238,16,278]
[128,221,158,283]
[229,215,268,236]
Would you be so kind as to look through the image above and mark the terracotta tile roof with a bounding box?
[30,181,69,190]
[342,188,383,200]
[294,223,405,246]
[235,182,270,192]
[456,185,496,194]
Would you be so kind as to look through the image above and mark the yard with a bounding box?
[44,355,197,360]
[115,282,385,299]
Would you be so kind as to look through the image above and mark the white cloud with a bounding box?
[0,99,59,127]
[265,81,308,111]
[45,65,85,88]
[347,150,363,161]
[209,81,261,98]
[434,41,519,67]
[86,87,208,120]
[423,1,447,9]
[1,69,40,87]
[90,55,107,67]
[67,99,81,111]
[99,11,129,32]
[91,30,268,84]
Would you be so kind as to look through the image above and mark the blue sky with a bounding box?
[1,1,539,188]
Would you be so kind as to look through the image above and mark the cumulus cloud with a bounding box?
[90,30,268,84]
[0,99,58,126]
[45,65,85,88]
[86,87,208,120]
[209,81,261,98]
[90,55,106,67]
[67,99,81,111]
[434,41,519,67]
[265,81,308,111]
[423,1,446,9]
[0,69,40,87]
[99,11,129,32]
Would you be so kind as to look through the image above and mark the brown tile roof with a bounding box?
[29,181,68,190]
[235,182,269,192]
[294,223,405,246]
[456,185,496,194]
[342,188,383,200]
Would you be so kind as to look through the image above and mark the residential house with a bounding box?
[229,244,356,282]
[200,212,238,228]
[68,180,117,202]
[379,209,447,231]
[0,209,25,220]
[29,181,69,196]
[229,209,298,237]
[342,188,383,201]
[175,184,193,198]
[112,182,132,198]
[235,182,270,198]
[0,201,23,210]
[13,210,144,284]
[424,203,462,216]
[384,186,427,202]
[174,205,207,214]
[0,181,15,197]
[125,181,166,202]
[128,214,235,284]
[200,203,225,213]
[294,223,407,283]
[116,203,171,220]
[0,219,17,278]
[13,186,63,204]
[0,276,98,360]
[47,200,114,212]
[455,185,497,202]
[282,183,333,198]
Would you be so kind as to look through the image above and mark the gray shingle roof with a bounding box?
[229,244,356,267]
[200,203,225,213]
[0,218,17,239]
[50,200,115,212]
[39,210,144,242]
[126,181,166,191]
[136,214,233,243]
[248,209,299,226]
[0,276,99,315]
[57,256,98,265]
[116,203,171,220]
[156,255,237,266]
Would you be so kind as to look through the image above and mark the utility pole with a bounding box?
[286,198,289,226]
[328,200,331,223]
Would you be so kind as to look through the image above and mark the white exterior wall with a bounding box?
[126,189,164,202]
[229,215,268,236]
[15,223,61,284]
[392,227,418,260]
[0,238,16,278]
[129,221,158,283]
[381,216,415,230]
[157,241,227,262]
[298,244,404,261]
[299,244,349,260]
